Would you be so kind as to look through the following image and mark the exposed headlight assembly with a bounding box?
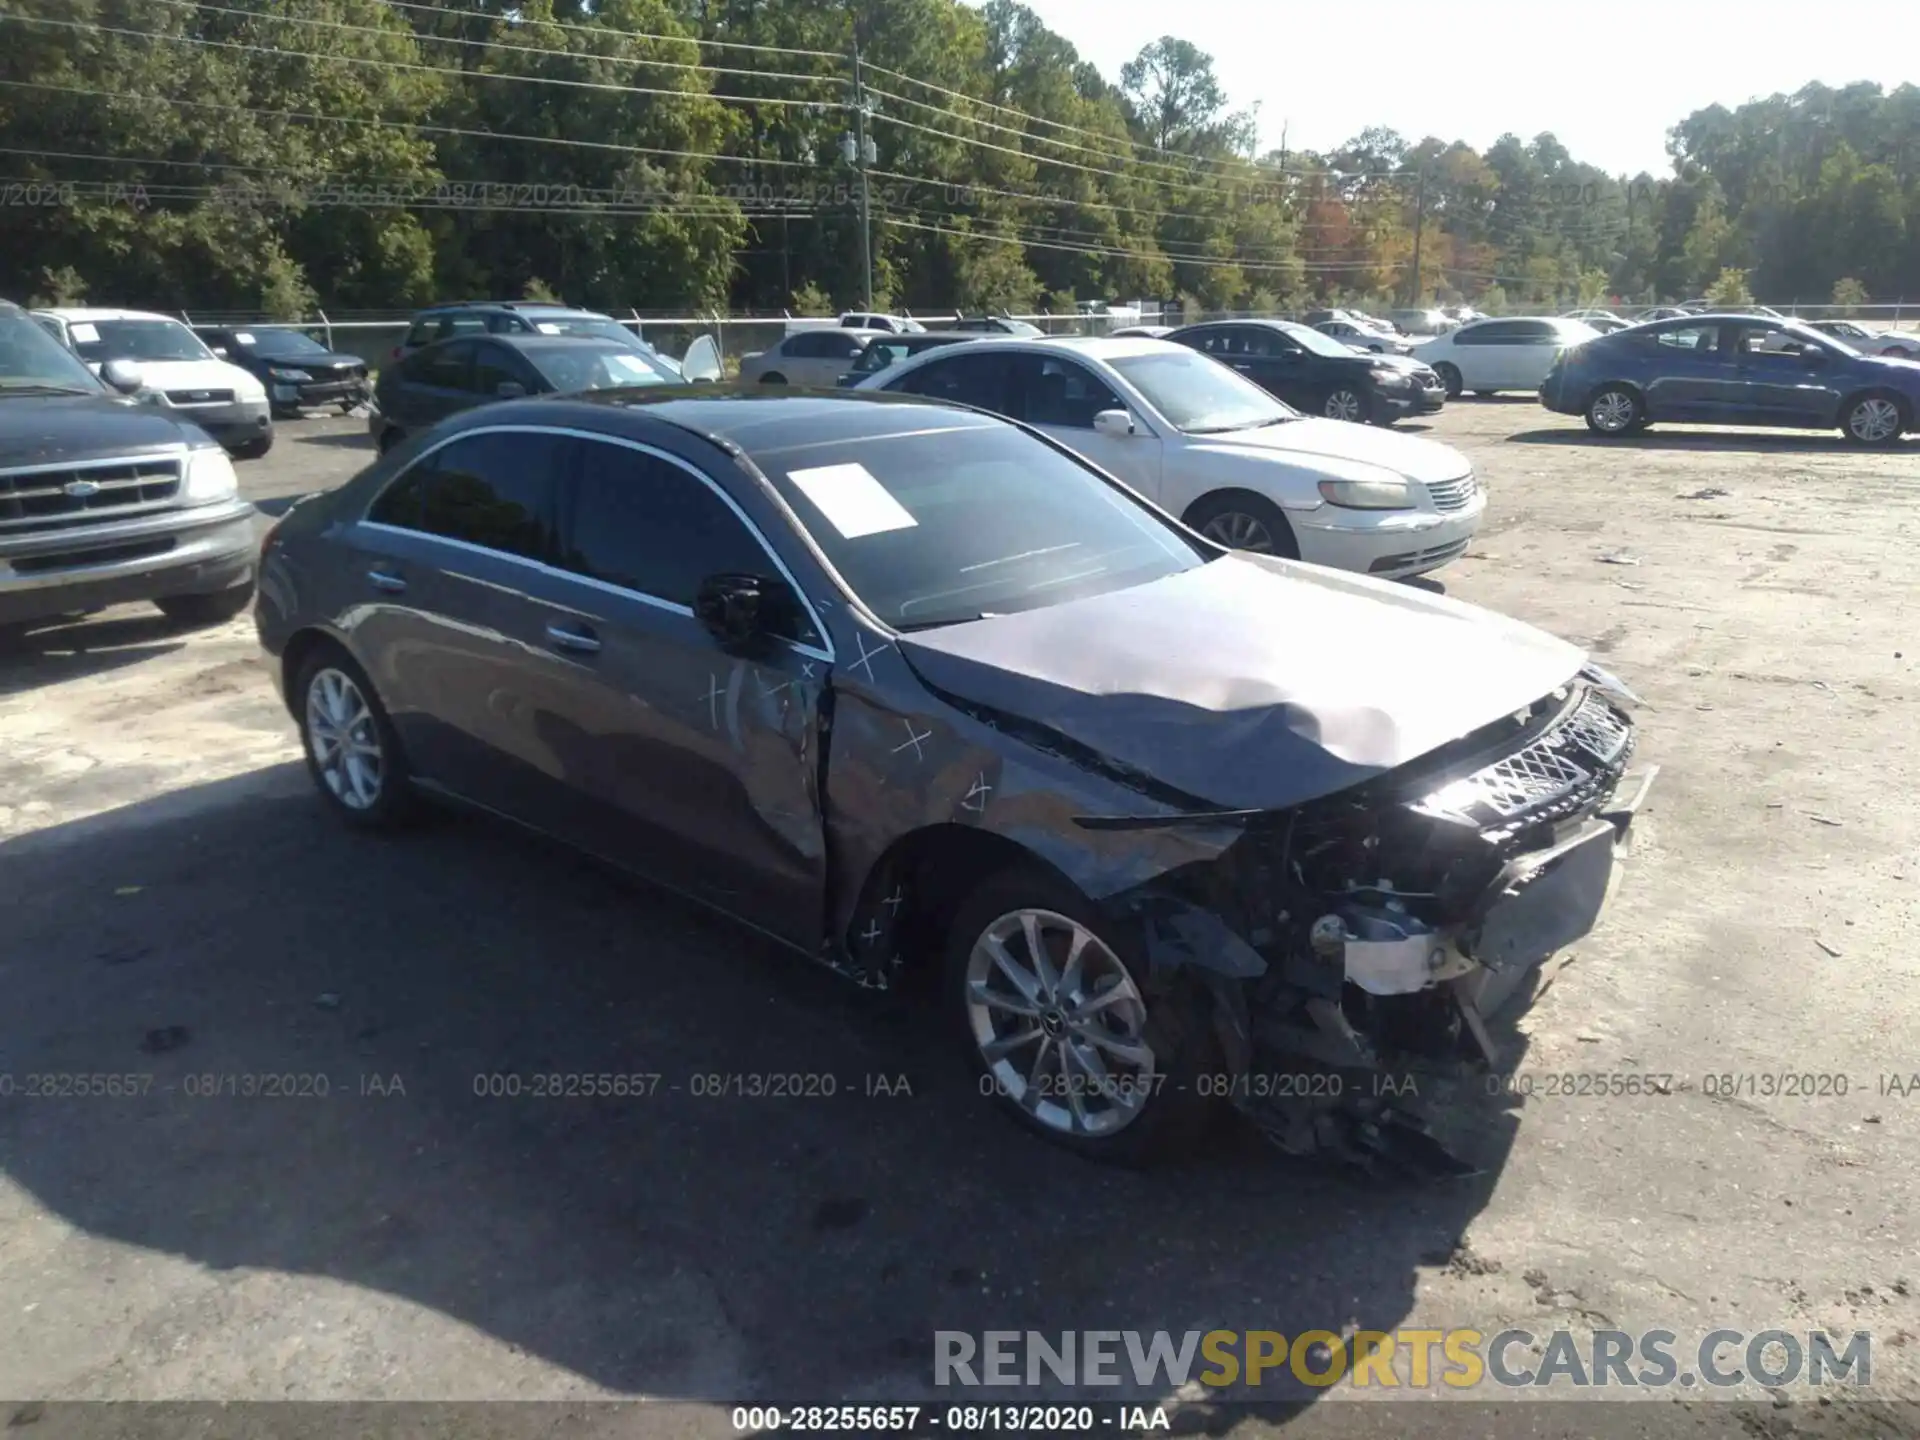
[1579,661,1641,707]
[269,367,313,382]
[1318,477,1415,510]
[182,444,239,504]
[1369,365,1411,384]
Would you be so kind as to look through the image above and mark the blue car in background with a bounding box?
[1540,313,1920,446]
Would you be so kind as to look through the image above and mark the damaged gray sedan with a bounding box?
[255,389,1656,1172]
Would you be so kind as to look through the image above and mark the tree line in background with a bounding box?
[2,0,1917,319]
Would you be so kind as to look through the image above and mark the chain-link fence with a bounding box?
[172,297,1920,371]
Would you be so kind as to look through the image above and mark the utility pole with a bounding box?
[846,42,876,311]
[1408,169,1428,305]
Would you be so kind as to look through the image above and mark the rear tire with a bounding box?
[233,435,273,460]
[759,371,787,385]
[945,866,1219,1166]
[1841,391,1906,446]
[1185,491,1299,558]
[1434,363,1463,399]
[293,644,418,831]
[155,582,255,627]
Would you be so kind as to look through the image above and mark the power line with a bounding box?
[880,215,1396,274]
[3,13,844,112]
[151,0,846,90]
[371,0,846,61]
[0,79,825,170]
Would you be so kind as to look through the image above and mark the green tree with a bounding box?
[1705,266,1754,305]
[1832,276,1869,310]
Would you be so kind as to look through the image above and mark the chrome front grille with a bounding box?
[165,388,235,405]
[1425,473,1477,511]
[0,456,184,535]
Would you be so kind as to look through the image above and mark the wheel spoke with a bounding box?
[1069,978,1130,1022]
[1057,927,1092,1003]
[1082,1027,1153,1070]
[1022,911,1058,997]
[982,934,1043,1005]
[981,1024,1043,1065]
[1022,1036,1055,1111]
[969,979,1040,1019]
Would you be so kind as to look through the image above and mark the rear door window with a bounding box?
[887,352,1018,414]
[369,429,568,562]
[414,339,478,391]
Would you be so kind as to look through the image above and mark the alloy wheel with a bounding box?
[1324,388,1365,423]
[1199,510,1275,552]
[1849,397,1902,443]
[1590,390,1637,432]
[964,907,1155,1138]
[305,667,385,811]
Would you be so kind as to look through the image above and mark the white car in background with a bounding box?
[1412,315,1601,397]
[1803,319,1920,359]
[33,307,274,458]
[858,336,1485,579]
[838,312,926,334]
[1316,318,1417,356]
[739,327,875,386]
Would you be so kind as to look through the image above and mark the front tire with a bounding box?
[759,371,787,385]
[294,646,417,831]
[946,867,1218,1165]
[155,582,255,627]
[1323,386,1369,424]
[1185,491,1299,558]
[1842,392,1906,446]
[1434,362,1463,399]
[1584,385,1644,435]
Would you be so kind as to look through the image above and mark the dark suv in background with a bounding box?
[389,302,672,370]
[0,300,257,631]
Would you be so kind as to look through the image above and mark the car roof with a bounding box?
[35,307,185,323]
[444,386,1004,460]
[417,302,608,318]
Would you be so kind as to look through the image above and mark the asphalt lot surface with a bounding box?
[2,400,1919,1439]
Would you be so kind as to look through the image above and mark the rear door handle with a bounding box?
[545,623,601,656]
[367,570,407,594]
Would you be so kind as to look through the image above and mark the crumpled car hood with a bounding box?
[1196,417,1471,485]
[896,553,1586,812]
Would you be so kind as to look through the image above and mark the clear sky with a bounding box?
[1013,0,1920,177]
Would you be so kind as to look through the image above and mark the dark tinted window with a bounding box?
[371,431,565,560]
[791,330,863,359]
[473,343,535,395]
[888,352,1015,411]
[559,441,805,632]
[413,339,476,389]
[1513,320,1561,343]
[1018,354,1123,428]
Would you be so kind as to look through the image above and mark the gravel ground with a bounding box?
[1,401,1917,1439]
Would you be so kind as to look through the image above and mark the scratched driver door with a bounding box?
[529,434,828,950]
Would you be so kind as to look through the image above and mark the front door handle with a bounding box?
[367,570,407,594]
[545,623,601,655]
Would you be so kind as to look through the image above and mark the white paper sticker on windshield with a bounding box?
[535,322,561,334]
[788,462,917,539]
[69,322,99,343]
[234,331,256,343]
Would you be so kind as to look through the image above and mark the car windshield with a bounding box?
[532,344,681,392]
[68,318,213,364]
[0,311,104,392]
[762,421,1206,631]
[1000,320,1042,336]
[525,314,634,344]
[233,329,330,358]
[1274,322,1358,359]
[1109,350,1301,432]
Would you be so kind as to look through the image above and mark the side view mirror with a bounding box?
[100,359,144,395]
[695,572,788,650]
[1092,408,1137,438]
[495,381,527,398]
